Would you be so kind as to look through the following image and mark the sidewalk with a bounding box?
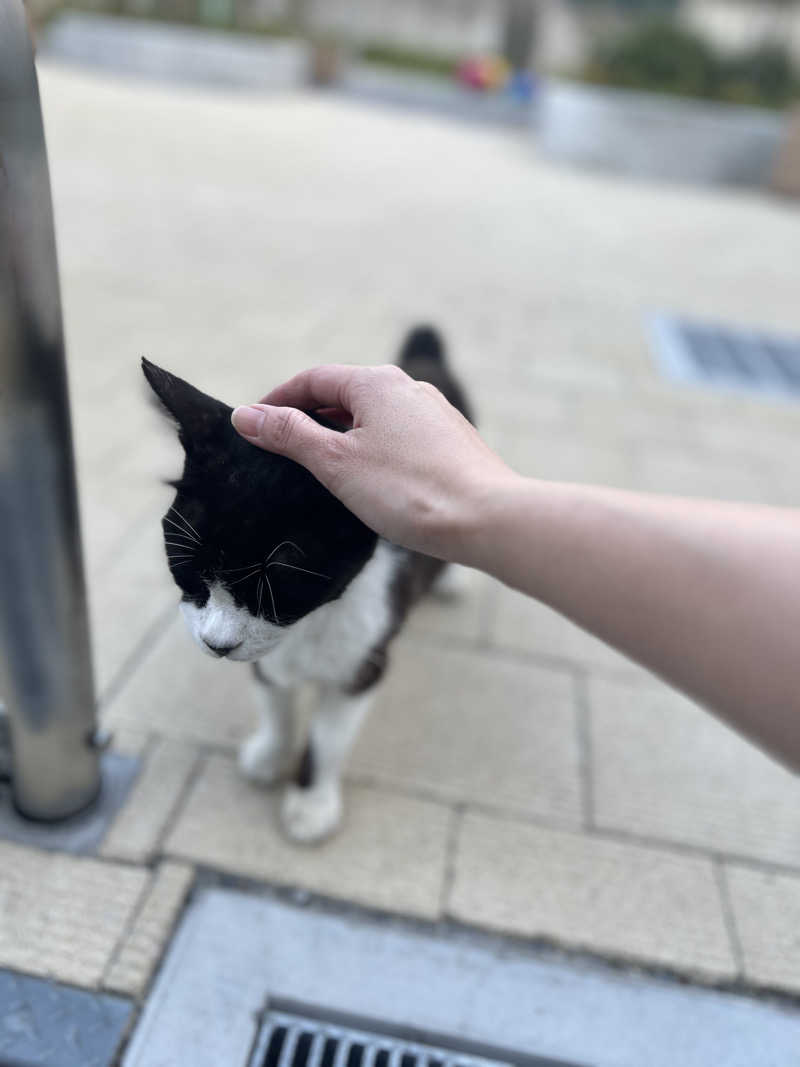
[3,60,800,1009]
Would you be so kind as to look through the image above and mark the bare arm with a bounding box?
[470,479,800,770]
[232,364,800,771]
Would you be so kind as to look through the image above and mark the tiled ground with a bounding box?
[2,59,800,1010]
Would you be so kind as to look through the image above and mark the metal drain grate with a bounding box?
[649,314,800,397]
[249,1007,575,1067]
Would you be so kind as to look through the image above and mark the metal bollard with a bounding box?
[0,0,101,820]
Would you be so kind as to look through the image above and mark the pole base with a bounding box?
[0,751,140,855]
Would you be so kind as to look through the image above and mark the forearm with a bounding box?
[462,476,800,771]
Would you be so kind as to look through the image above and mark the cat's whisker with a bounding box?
[263,571,279,624]
[225,568,262,587]
[265,540,304,565]
[164,514,200,544]
[165,541,196,551]
[257,575,264,618]
[168,506,202,543]
[217,562,261,574]
[266,561,331,581]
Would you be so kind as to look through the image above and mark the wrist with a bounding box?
[450,469,534,573]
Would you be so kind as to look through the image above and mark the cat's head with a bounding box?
[142,359,377,661]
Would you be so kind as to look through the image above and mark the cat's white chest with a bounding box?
[257,540,397,688]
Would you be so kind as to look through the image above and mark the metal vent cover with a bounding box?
[649,314,800,397]
[250,1006,577,1067]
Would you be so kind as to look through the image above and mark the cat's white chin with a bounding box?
[194,637,283,662]
[182,585,287,662]
[227,642,282,662]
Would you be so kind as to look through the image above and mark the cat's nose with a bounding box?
[204,640,241,657]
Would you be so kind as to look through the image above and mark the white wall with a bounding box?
[232,0,800,69]
[681,0,800,60]
[305,0,504,54]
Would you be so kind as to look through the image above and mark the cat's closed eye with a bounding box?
[181,589,208,607]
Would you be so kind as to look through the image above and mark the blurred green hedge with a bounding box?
[581,20,799,109]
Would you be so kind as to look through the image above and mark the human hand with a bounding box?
[231,364,517,560]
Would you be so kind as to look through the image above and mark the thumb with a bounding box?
[231,404,334,474]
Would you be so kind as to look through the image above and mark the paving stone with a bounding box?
[563,390,704,451]
[496,429,637,489]
[478,387,568,436]
[0,842,149,987]
[403,567,491,645]
[165,755,450,918]
[769,470,800,509]
[589,677,800,868]
[107,726,150,757]
[80,476,168,576]
[489,583,643,676]
[89,513,176,696]
[104,861,194,998]
[352,640,581,825]
[101,738,200,863]
[103,617,260,747]
[694,417,800,470]
[449,812,736,981]
[725,864,800,994]
[0,970,132,1067]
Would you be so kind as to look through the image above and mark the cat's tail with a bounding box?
[397,325,447,368]
[396,324,474,424]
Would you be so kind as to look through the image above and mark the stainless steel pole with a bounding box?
[0,0,101,819]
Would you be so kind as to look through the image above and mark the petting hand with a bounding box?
[231,364,517,559]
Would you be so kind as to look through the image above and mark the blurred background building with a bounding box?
[25,0,800,71]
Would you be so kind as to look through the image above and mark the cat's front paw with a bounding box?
[281,781,342,844]
[430,563,471,601]
[238,730,293,786]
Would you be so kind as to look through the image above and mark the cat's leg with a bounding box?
[281,684,375,844]
[429,563,471,600]
[238,663,296,786]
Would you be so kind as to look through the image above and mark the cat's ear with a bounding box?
[142,359,232,450]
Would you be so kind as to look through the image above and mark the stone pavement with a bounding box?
[3,59,800,1011]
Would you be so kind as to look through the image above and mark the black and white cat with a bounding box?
[143,327,472,843]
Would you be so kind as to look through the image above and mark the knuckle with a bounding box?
[371,364,408,389]
[273,407,305,451]
[416,380,442,402]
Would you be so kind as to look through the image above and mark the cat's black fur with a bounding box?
[142,359,378,625]
[142,325,472,633]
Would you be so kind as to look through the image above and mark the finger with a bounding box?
[231,404,337,470]
[258,365,365,413]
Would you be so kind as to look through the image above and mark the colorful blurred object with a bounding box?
[457,54,511,93]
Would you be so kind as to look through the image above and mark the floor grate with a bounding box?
[648,314,800,398]
[250,1007,575,1067]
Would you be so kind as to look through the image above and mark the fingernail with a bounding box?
[231,405,265,438]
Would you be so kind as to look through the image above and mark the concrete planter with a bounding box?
[537,78,788,187]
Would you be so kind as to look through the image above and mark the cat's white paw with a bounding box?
[281,781,342,844]
[238,730,293,786]
[430,564,470,601]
